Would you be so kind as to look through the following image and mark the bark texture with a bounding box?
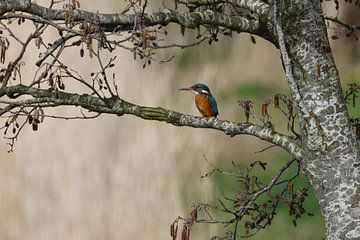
[0,0,263,36]
[0,85,302,159]
[277,1,360,239]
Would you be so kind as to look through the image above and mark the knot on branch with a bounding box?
[203,9,214,20]
[22,0,31,8]
[139,107,168,121]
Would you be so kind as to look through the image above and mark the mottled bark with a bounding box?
[178,0,270,15]
[0,0,269,39]
[275,1,360,239]
[0,85,302,158]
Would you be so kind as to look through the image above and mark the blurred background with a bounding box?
[0,1,359,239]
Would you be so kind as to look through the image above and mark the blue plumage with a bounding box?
[192,83,210,93]
[208,94,218,115]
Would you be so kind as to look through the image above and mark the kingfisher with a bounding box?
[179,83,219,118]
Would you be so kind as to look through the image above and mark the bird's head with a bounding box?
[179,83,211,95]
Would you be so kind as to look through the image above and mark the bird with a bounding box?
[179,83,219,118]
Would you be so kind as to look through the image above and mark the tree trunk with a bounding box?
[281,1,360,239]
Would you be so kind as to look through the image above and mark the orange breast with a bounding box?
[195,94,216,117]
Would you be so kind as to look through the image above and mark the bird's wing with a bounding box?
[208,94,219,114]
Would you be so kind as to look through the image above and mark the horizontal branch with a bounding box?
[0,84,302,159]
[0,0,274,42]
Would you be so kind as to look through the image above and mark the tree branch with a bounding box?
[0,0,274,42]
[324,16,360,40]
[35,32,77,67]
[0,84,302,159]
[273,0,309,116]
[178,0,270,16]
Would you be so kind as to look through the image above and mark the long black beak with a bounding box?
[178,87,193,91]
